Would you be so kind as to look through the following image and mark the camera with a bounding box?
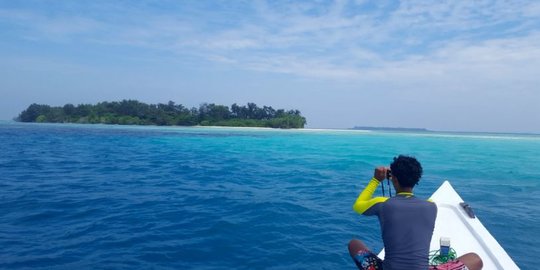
[386,169,392,179]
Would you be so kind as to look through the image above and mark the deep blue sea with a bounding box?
[1,122,539,269]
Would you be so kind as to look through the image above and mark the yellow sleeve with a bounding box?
[353,177,388,215]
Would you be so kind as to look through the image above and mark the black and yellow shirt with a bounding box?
[353,178,437,270]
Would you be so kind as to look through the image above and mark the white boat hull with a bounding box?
[378,181,519,270]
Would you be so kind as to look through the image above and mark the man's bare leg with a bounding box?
[348,239,370,257]
[457,252,483,270]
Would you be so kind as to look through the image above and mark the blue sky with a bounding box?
[1,0,539,132]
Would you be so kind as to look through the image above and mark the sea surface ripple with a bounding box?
[0,123,539,269]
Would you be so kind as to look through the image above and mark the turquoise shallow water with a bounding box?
[1,122,539,269]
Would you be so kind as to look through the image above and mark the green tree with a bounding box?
[18,104,48,122]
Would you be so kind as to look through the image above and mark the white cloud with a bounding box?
[1,0,539,84]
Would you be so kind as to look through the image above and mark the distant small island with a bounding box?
[16,100,307,129]
[352,126,430,132]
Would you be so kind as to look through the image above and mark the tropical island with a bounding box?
[16,100,307,129]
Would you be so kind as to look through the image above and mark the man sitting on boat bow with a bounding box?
[348,155,483,270]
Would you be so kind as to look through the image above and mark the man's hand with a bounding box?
[374,167,387,181]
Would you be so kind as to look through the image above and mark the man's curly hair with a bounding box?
[390,155,423,188]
